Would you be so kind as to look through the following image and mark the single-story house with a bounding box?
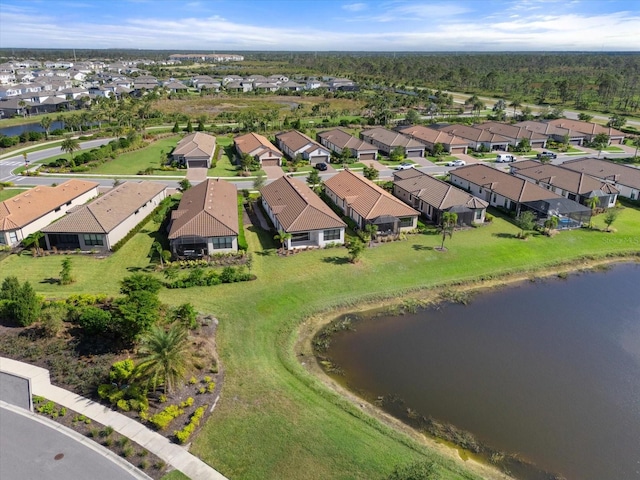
[260,175,346,250]
[437,124,511,151]
[168,178,239,256]
[396,125,470,154]
[511,160,618,208]
[324,169,419,233]
[359,127,426,157]
[547,119,625,145]
[317,128,378,161]
[476,122,549,149]
[275,130,331,165]
[450,164,590,228]
[234,132,284,167]
[0,180,99,247]
[171,132,216,168]
[393,169,488,225]
[42,182,167,251]
[560,157,640,201]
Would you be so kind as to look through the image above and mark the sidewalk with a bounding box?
[0,357,228,480]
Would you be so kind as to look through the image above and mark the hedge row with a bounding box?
[174,406,206,444]
[112,197,175,252]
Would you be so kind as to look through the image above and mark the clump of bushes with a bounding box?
[148,404,185,431]
[174,405,206,444]
[165,266,253,289]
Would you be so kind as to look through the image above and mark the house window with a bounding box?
[474,210,483,221]
[492,194,497,203]
[323,229,341,241]
[83,234,103,246]
[0,234,6,245]
[8,231,18,244]
[291,232,310,243]
[212,237,233,249]
[399,217,414,228]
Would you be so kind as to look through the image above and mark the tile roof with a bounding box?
[168,179,238,239]
[0,180,99,231]
[360,128,424,149]
[438,124,511,144]
[276,130,325,153]
[42,182,166,234]
[513,162,619,196]
[476,122,549,141]
[260,176,346,233]
[173,132,216,158]
[560,157,640,189]
[547,119,625,137]
[324,169,419,220]
[397,125,469,147]
[394,169,488,210]
[450,164,562,203]
[317,128,378,151]
[234,132,282,158]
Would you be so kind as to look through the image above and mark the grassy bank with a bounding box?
[2,206,640,480]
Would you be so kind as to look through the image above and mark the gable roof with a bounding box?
[394,169,488,210]
[476,122,549,141]
[514,162,619,196]
[261,176,346,233]
[42,182,166,234]
[168,179,238,239]
[560,157,640,190]
[317,128,378,151]
[173,132,216,158]
[0,180,99,231]
[276,130,326,153]
[360,127,424,149]
[450,164,563,203]
[324,169,419,220]
[234,132,282,158]
[397,125,469,147]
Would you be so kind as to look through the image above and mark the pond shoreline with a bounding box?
[295,256,640,480]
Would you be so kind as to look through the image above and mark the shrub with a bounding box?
[117,399,131,411]
[207,382,216,393]
[148,404,184,430]
[109,359,135,385]
[174,406,207,444]
[180,397,194,408]
[78,306,112,335]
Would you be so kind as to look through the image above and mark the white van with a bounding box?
[496,153,516,163]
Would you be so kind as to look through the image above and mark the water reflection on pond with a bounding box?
[323,263,640,480]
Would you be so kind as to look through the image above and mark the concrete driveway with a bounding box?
[263,165,285,179]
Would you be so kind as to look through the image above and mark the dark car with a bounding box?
[314,162,328,171]
[537,151,558,160]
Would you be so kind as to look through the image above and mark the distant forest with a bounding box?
[2,49,639,114]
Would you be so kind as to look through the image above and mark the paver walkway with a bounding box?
[0,357,228,480]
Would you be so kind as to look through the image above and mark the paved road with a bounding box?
[0,402,147,480]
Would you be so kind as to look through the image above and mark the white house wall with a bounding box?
[105,190,167,249]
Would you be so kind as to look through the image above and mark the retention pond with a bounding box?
[322,263,640,480]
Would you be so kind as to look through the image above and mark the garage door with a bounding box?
[311,156,329,164]
[450,146,466,154]
[609,138,623,144]
[188,160,208,168]
[262,158,280,167]
[359,152,376,161]
[406,149,423,157]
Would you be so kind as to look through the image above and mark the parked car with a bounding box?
[395,162,414,170]
[496,153,516,163]
[446,160,466,167]
[537,151,558,160]
[314,162,328,171]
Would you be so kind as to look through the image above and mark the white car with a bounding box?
[395,162,414,170]
[446,160,466,167]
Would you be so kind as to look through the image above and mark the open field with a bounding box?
[90,136,183,175]
[2,200,640,480]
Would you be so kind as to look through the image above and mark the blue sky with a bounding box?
[1,0,639,51]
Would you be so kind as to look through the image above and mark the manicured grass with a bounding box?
[0,188,28,201]
[602,146,624,152]
[161,471,190,480]
[91,136,182,175]
[3,206,640,480]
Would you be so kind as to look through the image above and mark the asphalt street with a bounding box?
[0,404,145,480]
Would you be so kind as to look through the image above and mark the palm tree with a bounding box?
[592,133,610,158]
[363,224,378,247]
[40,116,52,139]
[632,137,640,159]
[439,212,458,250]
[60,138,81,160]
[152,241,165,268]
[543,216,559,235]
[586,196,599,221]
[136,324,192,394]
[509,99,522,118]
[274,230,292,253]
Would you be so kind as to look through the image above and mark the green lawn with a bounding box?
[3,206,640,480]
[602,146,624,152]
[91,136,182,175]
[0,188,28,201]
[208,139,266,178]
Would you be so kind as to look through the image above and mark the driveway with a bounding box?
[263,165,285,179]
[186,167,208,183]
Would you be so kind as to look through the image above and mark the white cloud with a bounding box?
[0,7,639,51]
[342,2,367,11]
